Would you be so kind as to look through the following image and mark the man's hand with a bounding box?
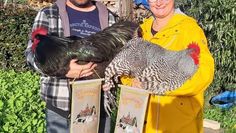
[65,59,97,78]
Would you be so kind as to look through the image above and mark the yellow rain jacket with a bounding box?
[121,13,214,133]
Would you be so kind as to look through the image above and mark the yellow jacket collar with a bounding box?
[141,12,197,36]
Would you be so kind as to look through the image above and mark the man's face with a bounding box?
[148,0,175,18]
[69,0,92,7]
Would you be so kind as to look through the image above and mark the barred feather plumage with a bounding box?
[104,37,200,95]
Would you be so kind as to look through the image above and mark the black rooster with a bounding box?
[31,21,139,78]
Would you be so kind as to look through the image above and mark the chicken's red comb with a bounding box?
[31,27,48,52]
[188,42,200,65]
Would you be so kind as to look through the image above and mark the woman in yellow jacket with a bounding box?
[122,0,215,132]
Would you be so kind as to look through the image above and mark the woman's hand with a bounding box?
[65,59,97,78]
[102,84,111,91]
[131,78,143,89]
[102,78,143,92]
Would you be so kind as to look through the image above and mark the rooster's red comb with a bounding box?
[31,27,48,52]
[188,42,200,65]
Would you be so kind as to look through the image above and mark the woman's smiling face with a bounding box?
[148,0,175,19]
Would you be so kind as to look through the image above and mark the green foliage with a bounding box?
[204,106,236,131]
[0,70,45,133]
[0,6,37,71]
[110,87,121,133]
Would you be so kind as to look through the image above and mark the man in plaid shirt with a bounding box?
[25,0,116,132]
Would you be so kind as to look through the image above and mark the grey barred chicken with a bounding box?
[103,38,200,115]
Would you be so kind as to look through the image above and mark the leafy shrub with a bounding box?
[0,5,37,71]
[204,106,236,131]
[0,70,45,132]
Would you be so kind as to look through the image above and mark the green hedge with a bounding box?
[0,6,37,71]
[0,70,45,132]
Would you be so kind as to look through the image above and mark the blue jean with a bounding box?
[46,108,111,133]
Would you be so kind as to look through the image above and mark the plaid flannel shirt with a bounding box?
[25,0,116,111]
